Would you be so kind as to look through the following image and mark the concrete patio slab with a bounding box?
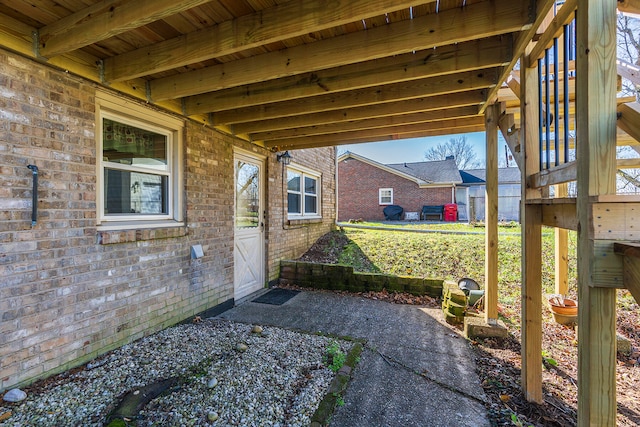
[216,289,490,427]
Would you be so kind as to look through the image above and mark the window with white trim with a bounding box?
[97,92,183,228]
[287,166,321,218]
[379,188,393,205]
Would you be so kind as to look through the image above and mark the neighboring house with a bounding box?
[0,51,336,391]
[338,152,461,221]
[459,168,522,222]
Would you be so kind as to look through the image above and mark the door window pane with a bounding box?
[236,161,260,228]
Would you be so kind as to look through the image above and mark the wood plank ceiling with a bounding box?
[0,0,552,151]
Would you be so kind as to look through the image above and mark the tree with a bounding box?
[616,13,640,193]
[618,14,640,98]
[424,135,482,170]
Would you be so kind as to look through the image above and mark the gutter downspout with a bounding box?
[27,165,39,227]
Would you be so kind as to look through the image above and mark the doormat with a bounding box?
[252,288,300,305]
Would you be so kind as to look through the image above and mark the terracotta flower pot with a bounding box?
[548,296,578,325]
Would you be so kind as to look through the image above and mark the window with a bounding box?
[97,92,183,229]
[379,188,393,205]
[287,166,320,218]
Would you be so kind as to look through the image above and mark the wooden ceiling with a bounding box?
[0,0,556,151]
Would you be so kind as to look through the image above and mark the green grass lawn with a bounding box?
[325,223,636,317]
[338,223,575,308]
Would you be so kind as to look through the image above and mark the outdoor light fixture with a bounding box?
[277,151,292,165]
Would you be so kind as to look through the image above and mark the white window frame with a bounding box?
[287,164,321,219]
[379,188,394,205]
[96,91,184,230]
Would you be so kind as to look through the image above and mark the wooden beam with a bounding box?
[498,107,523,169]
[521,202,543,403]
[103,0,423,82]
[618,0,640,15]
[184,36,513,115]
[262,116,485,148]
[540,200,578,230]
[617,102,640,143]
[0,12,36,57]
[617,157,640,168]
[213,69,497,126]
[150,0,532,100]
[252,106,480,142]
[617,59,640,86]
[485,104,500,324]
[232,90,486,134]
[506,73,521,99]
[38,0,215,58]
[527,161,577,188]
[520,48,543,404]
[575,0,619,423]
[555,186,570,294]
[0,12,204,127]
[480,0,557,112]
[592,202,640,240]
[528,0,577,65]
[263,124,487,150]
[589,240,625,288]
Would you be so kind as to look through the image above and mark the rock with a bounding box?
[617,334,632,356]
[236,343,248,352]
[207,411,219,422]
[251,325,263,334]
[207,378,218,388]
[3,389,26,403]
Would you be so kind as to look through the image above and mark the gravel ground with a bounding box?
[0,319,352,427]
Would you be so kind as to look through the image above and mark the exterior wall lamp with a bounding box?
[277,151,292,165]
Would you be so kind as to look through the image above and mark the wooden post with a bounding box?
[555,184,569,295]
[554,27,570,296]
[485,103,499,324]
[576,0,618,424]
[520,50,544,403]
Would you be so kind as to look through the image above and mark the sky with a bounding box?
[338,131,511,167]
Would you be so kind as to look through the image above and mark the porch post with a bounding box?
[520,50,543,403]
[575,0,618,424]
[484,103,499,324]
[554,183,569,295]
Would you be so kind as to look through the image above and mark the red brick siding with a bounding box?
[0,48,335,391]
[338,158,453,221]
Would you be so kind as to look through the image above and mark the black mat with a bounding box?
[252,288,300,305]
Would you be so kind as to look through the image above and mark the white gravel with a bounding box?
[0,319,352,426]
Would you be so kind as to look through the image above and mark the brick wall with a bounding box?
[266,148,337,282]
[0,48,335,391]
[338,157,454,221]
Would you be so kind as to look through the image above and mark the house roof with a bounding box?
[387,159,462,184]
[460,167,522,184]
[339,152,461,185]
[0,0,556,152]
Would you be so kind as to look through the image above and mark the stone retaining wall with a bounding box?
[279,261,443,298]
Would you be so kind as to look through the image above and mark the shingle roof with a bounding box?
[460,167,521,184]
[386,158,462,184]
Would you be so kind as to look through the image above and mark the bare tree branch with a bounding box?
[424,136,482,170]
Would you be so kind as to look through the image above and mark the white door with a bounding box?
[234,152,265,300]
